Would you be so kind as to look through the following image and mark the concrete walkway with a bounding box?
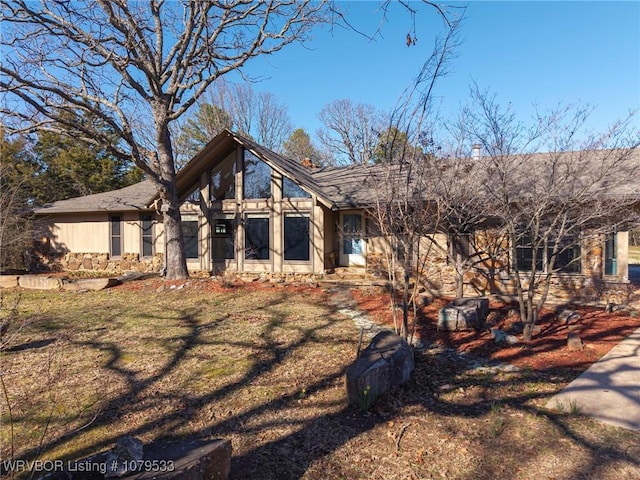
[545,326,640,431]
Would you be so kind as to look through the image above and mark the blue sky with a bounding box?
[228,1,640,141]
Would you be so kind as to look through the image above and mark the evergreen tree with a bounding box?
[283,128,323,164]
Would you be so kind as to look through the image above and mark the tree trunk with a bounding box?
[522,307,537,341]
[455,251,464,298]
[156,118,189,280]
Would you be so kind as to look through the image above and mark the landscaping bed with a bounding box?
[352,288,640,372]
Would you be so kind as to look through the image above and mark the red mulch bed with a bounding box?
[352,288,640,372]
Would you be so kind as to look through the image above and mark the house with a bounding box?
[33,129,638,302]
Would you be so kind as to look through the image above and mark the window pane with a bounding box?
[284,216,310,261]
[111,216,121,236]
[211,152,236,201]
[110,216,121,257]
[141,214,153,257]
[552,244,581,273]
[142,237,153,257]
[213,219,235,260]
[516,238,544,272]
[343,214,363,255]
[182,220,199,259]
[604,234,617,275]
[245,216,269,260]
[243,151,271,199]
[283,177,310,199]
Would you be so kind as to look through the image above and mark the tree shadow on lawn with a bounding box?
[9,288,640,480]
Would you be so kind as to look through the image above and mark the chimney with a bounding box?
[471,144,481,160]
[301,157,316,168]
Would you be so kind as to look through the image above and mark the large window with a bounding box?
[141,214,154,257]
[213,217,235,260]
[516,236,581,273]
[283,177,311,199]
[182,218,199,259]
[284,214,310,261]
[110,215,122,258]
[211,152,236,201]
[245,215,270,260]
[243,150,271,199]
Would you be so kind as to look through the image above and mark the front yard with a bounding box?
[1,278,639,479]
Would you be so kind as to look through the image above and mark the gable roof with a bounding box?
[33,179,157,215]
[174,129,335,207]
[33,130,640,216]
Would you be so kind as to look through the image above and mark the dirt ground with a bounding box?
[352,288,640,372]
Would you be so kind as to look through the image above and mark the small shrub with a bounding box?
[358,385,375,411]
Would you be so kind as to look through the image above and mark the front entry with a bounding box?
[340,213,365,267]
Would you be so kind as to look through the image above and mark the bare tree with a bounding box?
[462,86,640,340]
[175,79,294,166]
[365,19,462,340]
[317,99,387,165]
[1,0,330,279]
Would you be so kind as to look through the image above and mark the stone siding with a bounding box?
[366,232,632,305]
[60,252,164,273]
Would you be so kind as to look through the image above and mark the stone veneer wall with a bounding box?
[366,232,633,305]
[61,252,164,273]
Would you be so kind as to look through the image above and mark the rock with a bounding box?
[438,298,489,331]
[18,275,61,290]
[491,328,519,345]
[38,439,231,480]
[509,322,525,334]
[451,297,490,320]
[438,303,479,331]
[0,275,19,289]
[485,311,501,327]
[62,278,120,292]
[567,333,584,351]
[105,437,144,478]
[345,331,414,410]
[508,309,519,318]
[414,294,432,307]
[558,309,580,324]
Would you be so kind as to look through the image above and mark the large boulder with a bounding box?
[438,297,489,331]
[345,331,414,410]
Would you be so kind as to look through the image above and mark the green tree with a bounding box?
[0,130,36,270]
[176,103,233,167]
[32,129,143,205]
[283,128,323,164]
[372,127,420,164]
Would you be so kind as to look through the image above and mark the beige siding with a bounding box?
[618,231,629,281]
[41,213,109,253]
[41,212,164,258]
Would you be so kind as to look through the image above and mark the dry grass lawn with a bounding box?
[1,278,639,479]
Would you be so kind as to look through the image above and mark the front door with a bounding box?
[340,213,365,267]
